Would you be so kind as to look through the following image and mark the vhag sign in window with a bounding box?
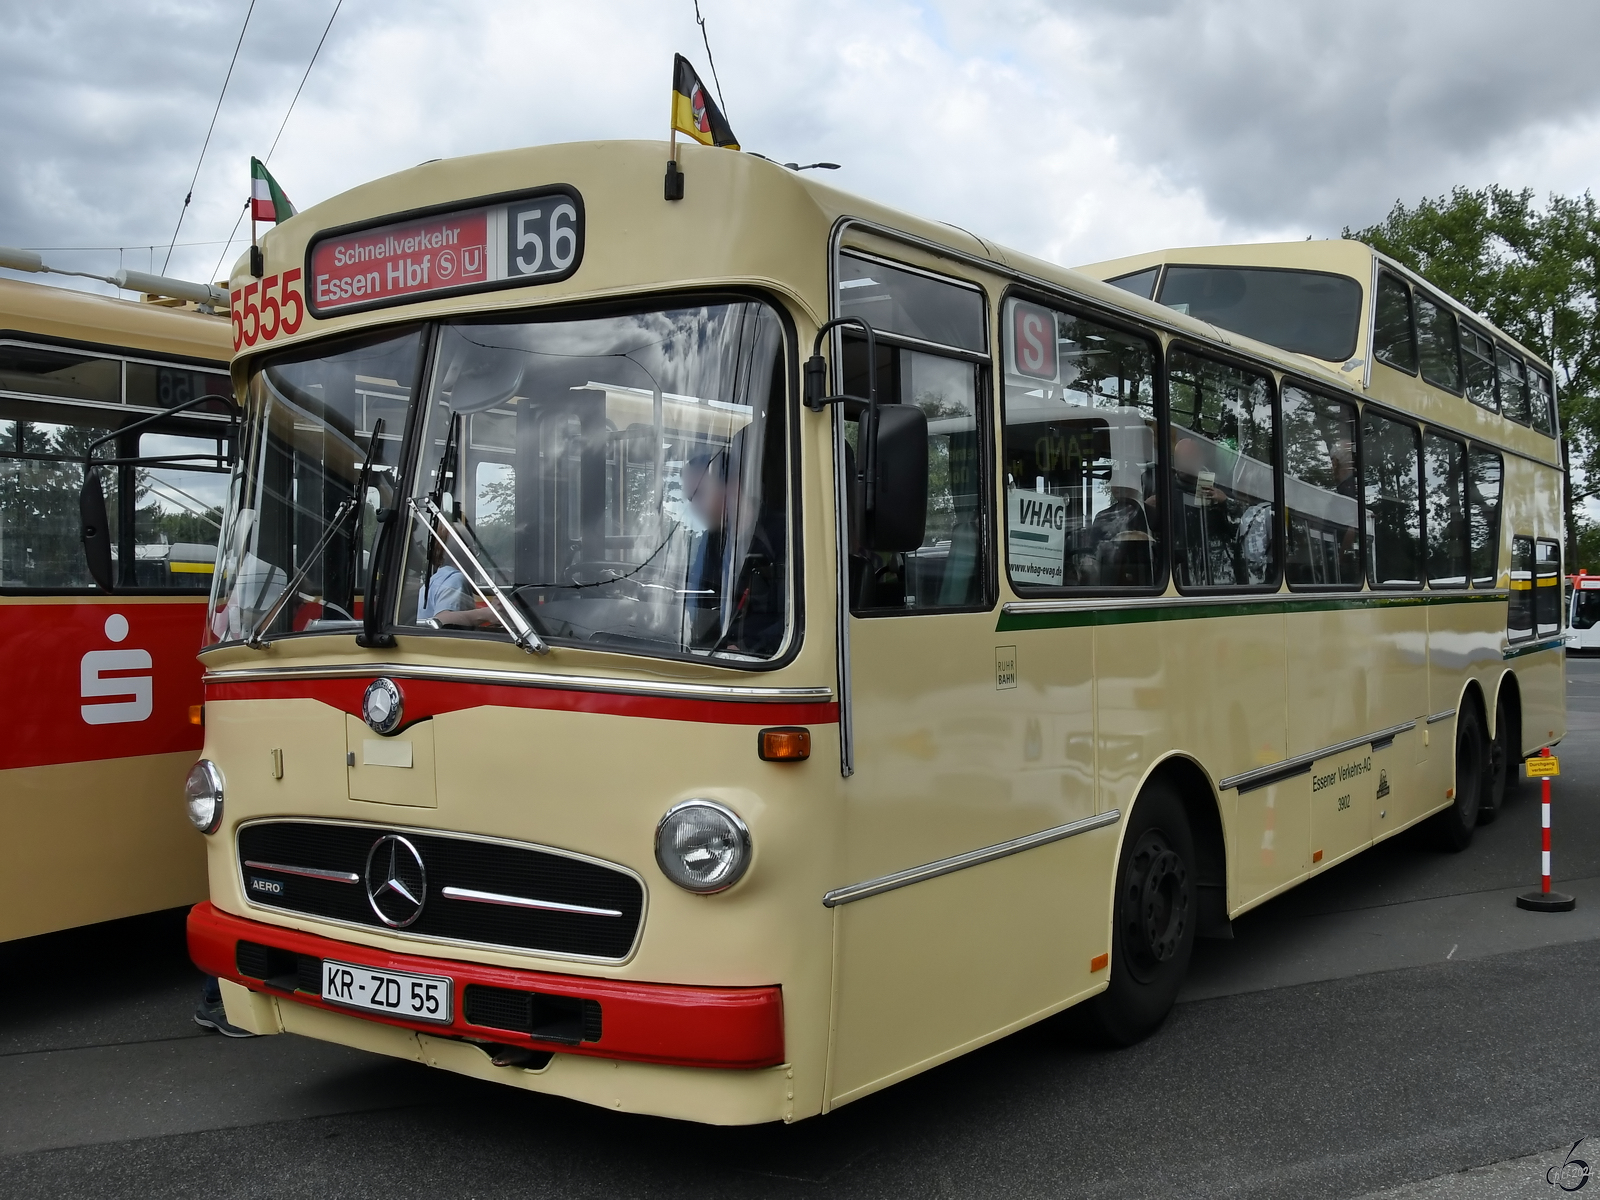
[306,187,585,317]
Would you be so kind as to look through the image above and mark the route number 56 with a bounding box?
[510,202,579,278]
[232,268,305,350]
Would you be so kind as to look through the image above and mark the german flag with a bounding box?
[671,54,739,150]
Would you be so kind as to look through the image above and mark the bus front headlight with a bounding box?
[185,760,225,834]
[655,800,750,893]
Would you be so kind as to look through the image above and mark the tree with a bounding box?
[1345,187,1600,559]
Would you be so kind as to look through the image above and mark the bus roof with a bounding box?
[0,275,230,365]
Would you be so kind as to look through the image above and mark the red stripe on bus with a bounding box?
[204,675,839,727]
[188,902,785,1069]
[0,601,205,771]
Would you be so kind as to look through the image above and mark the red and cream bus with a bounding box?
[1,276,233,940]
[184,141,1560,1124]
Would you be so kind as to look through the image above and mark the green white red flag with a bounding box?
[250,157,296,224]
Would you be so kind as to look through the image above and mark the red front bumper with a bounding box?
[188,902,784,1069]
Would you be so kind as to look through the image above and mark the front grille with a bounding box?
[237,821,645,961]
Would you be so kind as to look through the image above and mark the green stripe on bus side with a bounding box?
[995,590,1506,633]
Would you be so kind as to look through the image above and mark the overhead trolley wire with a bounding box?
[210,0,343,285]
[694,0,730,121]
[161,0,257,274]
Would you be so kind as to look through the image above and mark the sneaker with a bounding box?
[194,994,257,1038]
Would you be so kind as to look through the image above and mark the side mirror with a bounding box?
[80,468,115,592]
[866,404,928,553]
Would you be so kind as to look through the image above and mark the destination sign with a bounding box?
[306,187,584,316]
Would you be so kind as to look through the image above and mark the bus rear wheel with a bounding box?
[1085,781,1196,1046]
[1479,694,1511,824]
[1433,705,1485,851]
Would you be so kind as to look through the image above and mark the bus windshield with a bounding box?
[1157,266,1363,363]
[400,301,790,662]
[209,301,790,662]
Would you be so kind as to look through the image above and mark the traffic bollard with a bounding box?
[1517,747,1575,912]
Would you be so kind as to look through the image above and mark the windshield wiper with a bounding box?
[409,494,549,655]
[245,424,385,650]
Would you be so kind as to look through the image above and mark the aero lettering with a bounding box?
[80,613,153,725]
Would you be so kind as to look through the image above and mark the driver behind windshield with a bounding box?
[417,513,493,627]
[681,435,783,657]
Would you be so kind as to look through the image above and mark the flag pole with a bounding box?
[249,208,262,278]
[665,109,684,201]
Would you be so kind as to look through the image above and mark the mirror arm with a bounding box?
[82,393,238,465]
[409,495,548,655]
[804,316,880,512]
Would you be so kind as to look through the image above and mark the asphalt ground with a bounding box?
[5,659,1600,1199]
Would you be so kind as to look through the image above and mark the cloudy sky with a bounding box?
[3,0,1599,295]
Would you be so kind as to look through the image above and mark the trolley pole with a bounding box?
[1517,748,1575,912]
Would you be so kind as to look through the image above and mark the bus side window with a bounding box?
[1508,535,1534,642]
[1106,267,1159,301]
[1167,348,1277,591]
[0,411,121,589]
[1361,411,1423,588]
[1422,432,1468,589]
[1461,323,1498,413]
[1000,299,1161,592]
[1282,384,1360,589]
[1530,368,1556,437]
[843,339,988,614]
[1373,272,1416,374]
[1467,447,1503,589]
[1415,295,1462,394]
[1536,538,1562,638]
[1497,346,1530,425]
[133,430,229,590]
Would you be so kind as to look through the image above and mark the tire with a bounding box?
[1433,705,1485,851]
[1480,693,1511,824]
[1085,780,1196,1046]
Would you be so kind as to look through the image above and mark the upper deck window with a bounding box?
[1461,322,1498,412]
[1415,294,1462,394]
[1497,346,1530,425]
[1529,367,1556,436]
[1373,272,1417,374]
[1106,267,1159,301]
[837,253,986,354]
[1156,266,1362,362]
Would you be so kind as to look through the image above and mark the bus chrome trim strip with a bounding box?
[440,886,623,919]
[821,810,1121,908]
[1504,635,1566,660]
[234,816,648,966]
[1426,709,1458,725]
[203,662,832,704]
[244,859,361,884]
[1220,721,1418,794]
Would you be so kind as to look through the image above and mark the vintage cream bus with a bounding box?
[182,140,1564,1124]
[0,275,233,940]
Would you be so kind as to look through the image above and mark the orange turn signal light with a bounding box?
[1312,849,1324,864]
[758,726,810,762]
[1090,953,1109,973]
[188,704,204,726]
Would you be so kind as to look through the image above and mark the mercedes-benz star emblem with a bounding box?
[363,678,404,735]
[365,834,427,928]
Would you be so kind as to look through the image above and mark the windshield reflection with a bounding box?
[401,302,790,662]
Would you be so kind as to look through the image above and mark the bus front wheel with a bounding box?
[1086,781,1196,1046]
[1433,706,1485,851]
